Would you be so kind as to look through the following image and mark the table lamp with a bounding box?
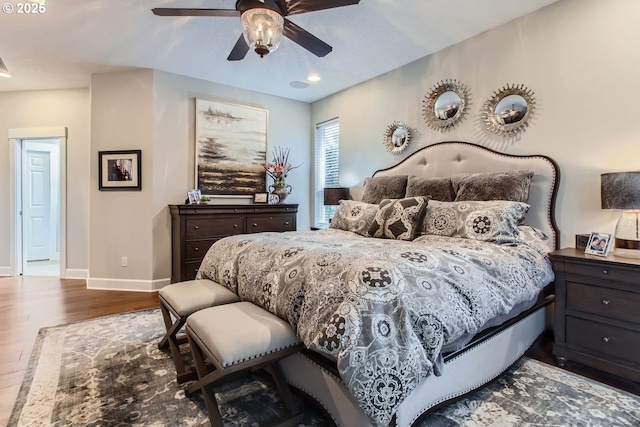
[324,187,351,222]
[601,171,640,258]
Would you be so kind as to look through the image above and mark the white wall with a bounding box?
[0,88,90,275]
[310,0,640,249]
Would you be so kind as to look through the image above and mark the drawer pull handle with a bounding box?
[602,337,611,343]
[194,225,199,230]
[602,299,610,305]
[602,269,608,274]
[194,247,199,252]
[234,224,238,228]
[253,223,258,227]
[284,221,290,226]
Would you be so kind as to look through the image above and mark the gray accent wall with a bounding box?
[310,0,640,249]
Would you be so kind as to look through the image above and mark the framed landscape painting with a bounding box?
[195,98,267,196]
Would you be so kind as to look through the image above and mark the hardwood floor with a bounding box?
[0,276,637,427]
[0,276,159,427]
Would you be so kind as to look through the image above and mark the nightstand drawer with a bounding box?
[564,262,639,286]
[246,215,295,233]
[566,282,640,323]
[185,218,243,238]
[566,316,640,363]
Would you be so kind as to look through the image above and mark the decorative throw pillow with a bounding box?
[368,196,429,241]
[329,200,379,236]
[451,170,534,203]
[422,200,530,244]
[361,175,408,204]
[405,176,455,202]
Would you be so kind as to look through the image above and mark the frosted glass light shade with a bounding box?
[241,8,284,58]
[0,57,11,78]
[613,210,640,258]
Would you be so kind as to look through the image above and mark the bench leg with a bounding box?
[158,302,196,383]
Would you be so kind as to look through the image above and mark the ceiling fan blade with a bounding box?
[284,0,359,16]
[283,19,332,57]
[227,35,250,61]
[152,8,240,17]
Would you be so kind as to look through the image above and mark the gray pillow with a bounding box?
[329,200,379,236]
[361,175,408,204]
[368,196,429,241]
[451,170,534,203]
[422,200,529,244]
[405,176,455,202]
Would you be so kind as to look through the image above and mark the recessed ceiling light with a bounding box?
[289,80,310,89]
[307,74,321,82]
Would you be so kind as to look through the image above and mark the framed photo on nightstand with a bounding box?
[585,232,613,257]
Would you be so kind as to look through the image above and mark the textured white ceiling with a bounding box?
[0,0,559,102]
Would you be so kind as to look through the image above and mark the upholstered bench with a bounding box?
[158,279,239,382]
[186,301,304,427]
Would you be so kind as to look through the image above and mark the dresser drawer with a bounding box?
[564,262,639,286]
[566,316,640,363]
[185,217,242,238]
[566,282,640,323]
[184,261,202,281]
[246,214,295,233]
[185,239,219,260]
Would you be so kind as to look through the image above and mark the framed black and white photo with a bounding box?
[253,192,268,204]
[585,232,613,257]
[99,150,141,191]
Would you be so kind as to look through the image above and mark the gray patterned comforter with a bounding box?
[196,229,554,427]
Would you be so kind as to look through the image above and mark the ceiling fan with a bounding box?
[152,0,360,61]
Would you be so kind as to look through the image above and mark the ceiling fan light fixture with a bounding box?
[240,7,284,58]
[0,57,11,78]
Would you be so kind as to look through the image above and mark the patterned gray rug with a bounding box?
[8,308,639,427]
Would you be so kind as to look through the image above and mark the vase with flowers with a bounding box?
[264,146,300,204]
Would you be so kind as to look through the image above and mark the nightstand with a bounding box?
[549,248,640,382]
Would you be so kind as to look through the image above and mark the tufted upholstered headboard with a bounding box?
[371,141,560,251]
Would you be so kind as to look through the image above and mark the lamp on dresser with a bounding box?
[601,171,640,258]
[323,187,351,222]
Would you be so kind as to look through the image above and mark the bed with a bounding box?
[196,141,560,427]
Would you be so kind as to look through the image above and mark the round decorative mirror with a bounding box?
[482,84,536,136]
[422,79,470,131]
[383,121,410,154]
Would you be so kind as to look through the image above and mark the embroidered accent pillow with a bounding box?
[368,196,429,241]
[361,175,408,204]
[329,200,379,236]
[405,176,455,202]
[451,170,534,203]
[422,200,529,244]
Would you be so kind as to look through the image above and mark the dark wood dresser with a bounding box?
[169,204,298,283]
[549,248,640,382]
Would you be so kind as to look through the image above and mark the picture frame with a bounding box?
[188,189,202,205]
[253,192,268,204]
[195,98,268,197]
[99,150,141,191]
[585,232,613,257]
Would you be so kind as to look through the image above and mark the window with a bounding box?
[314,119,340,228]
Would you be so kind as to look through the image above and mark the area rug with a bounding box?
[8,309,639,427]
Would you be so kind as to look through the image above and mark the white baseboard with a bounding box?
[0,266,13,276]
[87,277,171,292]
[64,269,89,279]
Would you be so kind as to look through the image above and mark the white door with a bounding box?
[23,148,51,261]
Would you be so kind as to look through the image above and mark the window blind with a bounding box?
[314,119,340,228]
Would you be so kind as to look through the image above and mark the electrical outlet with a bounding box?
[121,257,128,267]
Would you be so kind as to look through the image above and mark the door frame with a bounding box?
[9,127,67,277]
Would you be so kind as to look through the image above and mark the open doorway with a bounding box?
[21,139,60,276]
[9,127,67,278]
